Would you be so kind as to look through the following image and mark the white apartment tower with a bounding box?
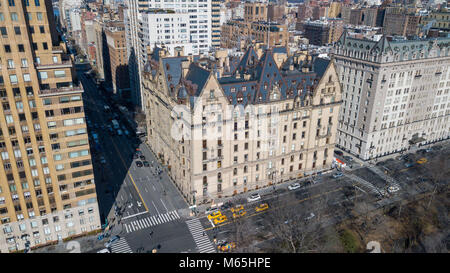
[332,32,450,160]
[125,0,212,108]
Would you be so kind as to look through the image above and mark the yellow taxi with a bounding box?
[231,205,244,213]
[207,211,222,221]
[218,242,236,252]
[213,215,227,225]
[416,158,427,164]
[232,209,247,219]
[255,203,269,212]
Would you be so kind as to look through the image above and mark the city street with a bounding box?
[77,66,199,253]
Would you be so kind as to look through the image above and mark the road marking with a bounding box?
[152,201,160,215]
[122,211,148,220]
[144,187,148,192]
[204,187,343,231]
[152,185,156,191]
[110,136,149,212]
[120,195,124,201]
[353,185,367,193]
[160,199,169,213]
[173,210,180,218]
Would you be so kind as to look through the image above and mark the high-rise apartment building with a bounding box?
[142,46,342,205]
[104,24,130,97]
[212,0,221,49]
[125,0,213,108]
[0,0,101,252]
[303,18,344,46]
[332,32,450,160]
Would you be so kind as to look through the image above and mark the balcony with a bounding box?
[52,46,64,53]
[38,85,83,97]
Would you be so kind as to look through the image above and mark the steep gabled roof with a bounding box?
[232,46,259,76]
[162,56,188,92]
[185,63,211,97]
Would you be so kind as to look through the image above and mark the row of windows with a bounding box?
[0,25,45,36]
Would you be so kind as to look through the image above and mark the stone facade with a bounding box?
[142,46,342,205]
[332,32,450,160]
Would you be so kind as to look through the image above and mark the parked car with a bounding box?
[334,150,344,156]
[140,155,146,160]
[100,156,106,164]
[247,193,261,202]
[333,172,343,178]
[135,161,143,167]
[117,129,123,136]
[305,212,316,221]
[205,207,219,215]
[104,235,120,248]
[343,156,353,162]
[220,201,233,210]
[143,161,150,167]
[288,183,301,191]
[404,162,414,168]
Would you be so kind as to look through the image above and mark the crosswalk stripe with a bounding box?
[144,218,152,226]
[149,216,156,225]
[173,210,180,218]
[186,218,216,253]
[160,214,167,222]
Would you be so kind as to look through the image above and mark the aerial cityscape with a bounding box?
[0,0,448,257]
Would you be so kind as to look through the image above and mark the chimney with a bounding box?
[181,59,190,78]
[244,73,251,80]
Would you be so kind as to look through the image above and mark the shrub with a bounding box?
[339,229,360,253]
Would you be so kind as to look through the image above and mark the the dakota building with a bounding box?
[142,46,342,205]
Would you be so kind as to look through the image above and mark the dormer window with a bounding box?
[210,90,214,99]
[231,87,235,93]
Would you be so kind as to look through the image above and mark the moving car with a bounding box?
[247,193,261,202]
[99,156,106,164]
[387,186,400,193]
[143,161,150,167]
[117,129,123,136]
[213,215,227,225]
[334,150,344,156]
[288,183,301,191]
[135,161,143,167]
[207,211,222,221]
[416,158,427,164]
[232,209,247,219]
[220,201,233,210]
[231,205,244,213]
[255,203,269,212]
[104,235,120,248]
[140,155,146,160]
[333,172,344,178]
[404,162,414,168]
[217,241,235,252]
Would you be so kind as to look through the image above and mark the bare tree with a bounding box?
[424,153,449,209]
[260,195,324,253]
